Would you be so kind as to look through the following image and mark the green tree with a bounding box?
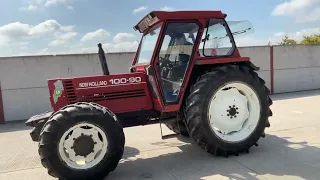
[278,35,297,45]
[300,34,320,45]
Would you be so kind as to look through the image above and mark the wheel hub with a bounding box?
[58,123,108,170]
[208,87,250,134]
[227,105,239,118]
[207,82,261,142]
[73,134,95,157]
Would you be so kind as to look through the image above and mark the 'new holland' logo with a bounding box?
[79,81,108,88]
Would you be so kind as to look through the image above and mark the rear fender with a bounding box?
[25,111,53,127]
[195,57,260,71]
[25,111,53,142]
[238,61,260,71]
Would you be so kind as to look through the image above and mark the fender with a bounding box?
[195,57,260,71]
[25,111,53,142]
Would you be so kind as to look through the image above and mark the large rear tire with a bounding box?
[38,102,125,180]
[184,65,272,156]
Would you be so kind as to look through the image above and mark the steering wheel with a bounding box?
[158,57,174,79]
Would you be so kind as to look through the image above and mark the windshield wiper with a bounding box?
[211,27,252,40]
[232,28,252,36]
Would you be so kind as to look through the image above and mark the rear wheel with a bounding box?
[38,102,125,180]
[184,65,272,156]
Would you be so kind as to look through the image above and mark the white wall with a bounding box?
[1,44,320,122]
[0,52,135,121]
[273,45,320,93]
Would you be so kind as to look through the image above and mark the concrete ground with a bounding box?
[0,90,320,180]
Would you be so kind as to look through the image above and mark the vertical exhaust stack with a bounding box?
[98,43,110,75]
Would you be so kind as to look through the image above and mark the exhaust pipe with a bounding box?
[98,43,110,75]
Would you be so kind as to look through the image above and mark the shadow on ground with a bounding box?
[107,135,320,180]
[0,121,31,133]
[271,89,320,101]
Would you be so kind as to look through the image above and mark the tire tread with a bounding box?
[184,65,273,157]
[39,102,125,179]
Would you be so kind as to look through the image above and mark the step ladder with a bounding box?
[159,117,181,140]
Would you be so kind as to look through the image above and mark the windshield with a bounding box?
[199,20,254,49]
[135,24,162,64]
[227,20,254,36]
[198,20,254,57]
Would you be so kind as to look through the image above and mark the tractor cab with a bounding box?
[130,11,254,108]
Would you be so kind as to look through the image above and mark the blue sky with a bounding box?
[0,0,319,57]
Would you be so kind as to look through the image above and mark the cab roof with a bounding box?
[134,11,227,33]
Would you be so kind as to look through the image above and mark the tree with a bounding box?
[278,35,297,45]
[300,34,320,45]
[277,31,320,45]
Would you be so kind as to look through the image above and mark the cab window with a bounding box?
[199,19,235,57]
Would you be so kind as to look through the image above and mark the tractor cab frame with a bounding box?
[130,11,257,113]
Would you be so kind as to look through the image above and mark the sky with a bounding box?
[0,0,319,57]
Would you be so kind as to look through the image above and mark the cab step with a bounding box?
[159,117,181,140]
[161,133,180,140]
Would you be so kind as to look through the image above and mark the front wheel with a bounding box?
[38,102,125,180]
[184,65,272,156]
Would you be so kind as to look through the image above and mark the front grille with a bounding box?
[78,89,146,103]
[64,80,76,103]
[63,80,146,103]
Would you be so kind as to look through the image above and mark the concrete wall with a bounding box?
[273,45,320,93]
[0,52,135,122]
[0,44,320,122]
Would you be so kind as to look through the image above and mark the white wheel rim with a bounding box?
[58,122,108,169]
[207,82,261,143]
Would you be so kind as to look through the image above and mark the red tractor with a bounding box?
[26,11,273,180]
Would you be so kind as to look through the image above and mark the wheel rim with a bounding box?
[207,82,261,143]
[58,122,108,169]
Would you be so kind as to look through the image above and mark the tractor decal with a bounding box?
[79,81,108,88]
[76,77,143,89]
[53,80,64,104]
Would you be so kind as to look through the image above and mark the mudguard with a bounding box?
[25,111,53,127]
[25,111,53,142]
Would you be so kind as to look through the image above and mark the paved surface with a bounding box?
[1,90,320,180]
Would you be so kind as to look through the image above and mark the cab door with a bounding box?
[153,21,201,105]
